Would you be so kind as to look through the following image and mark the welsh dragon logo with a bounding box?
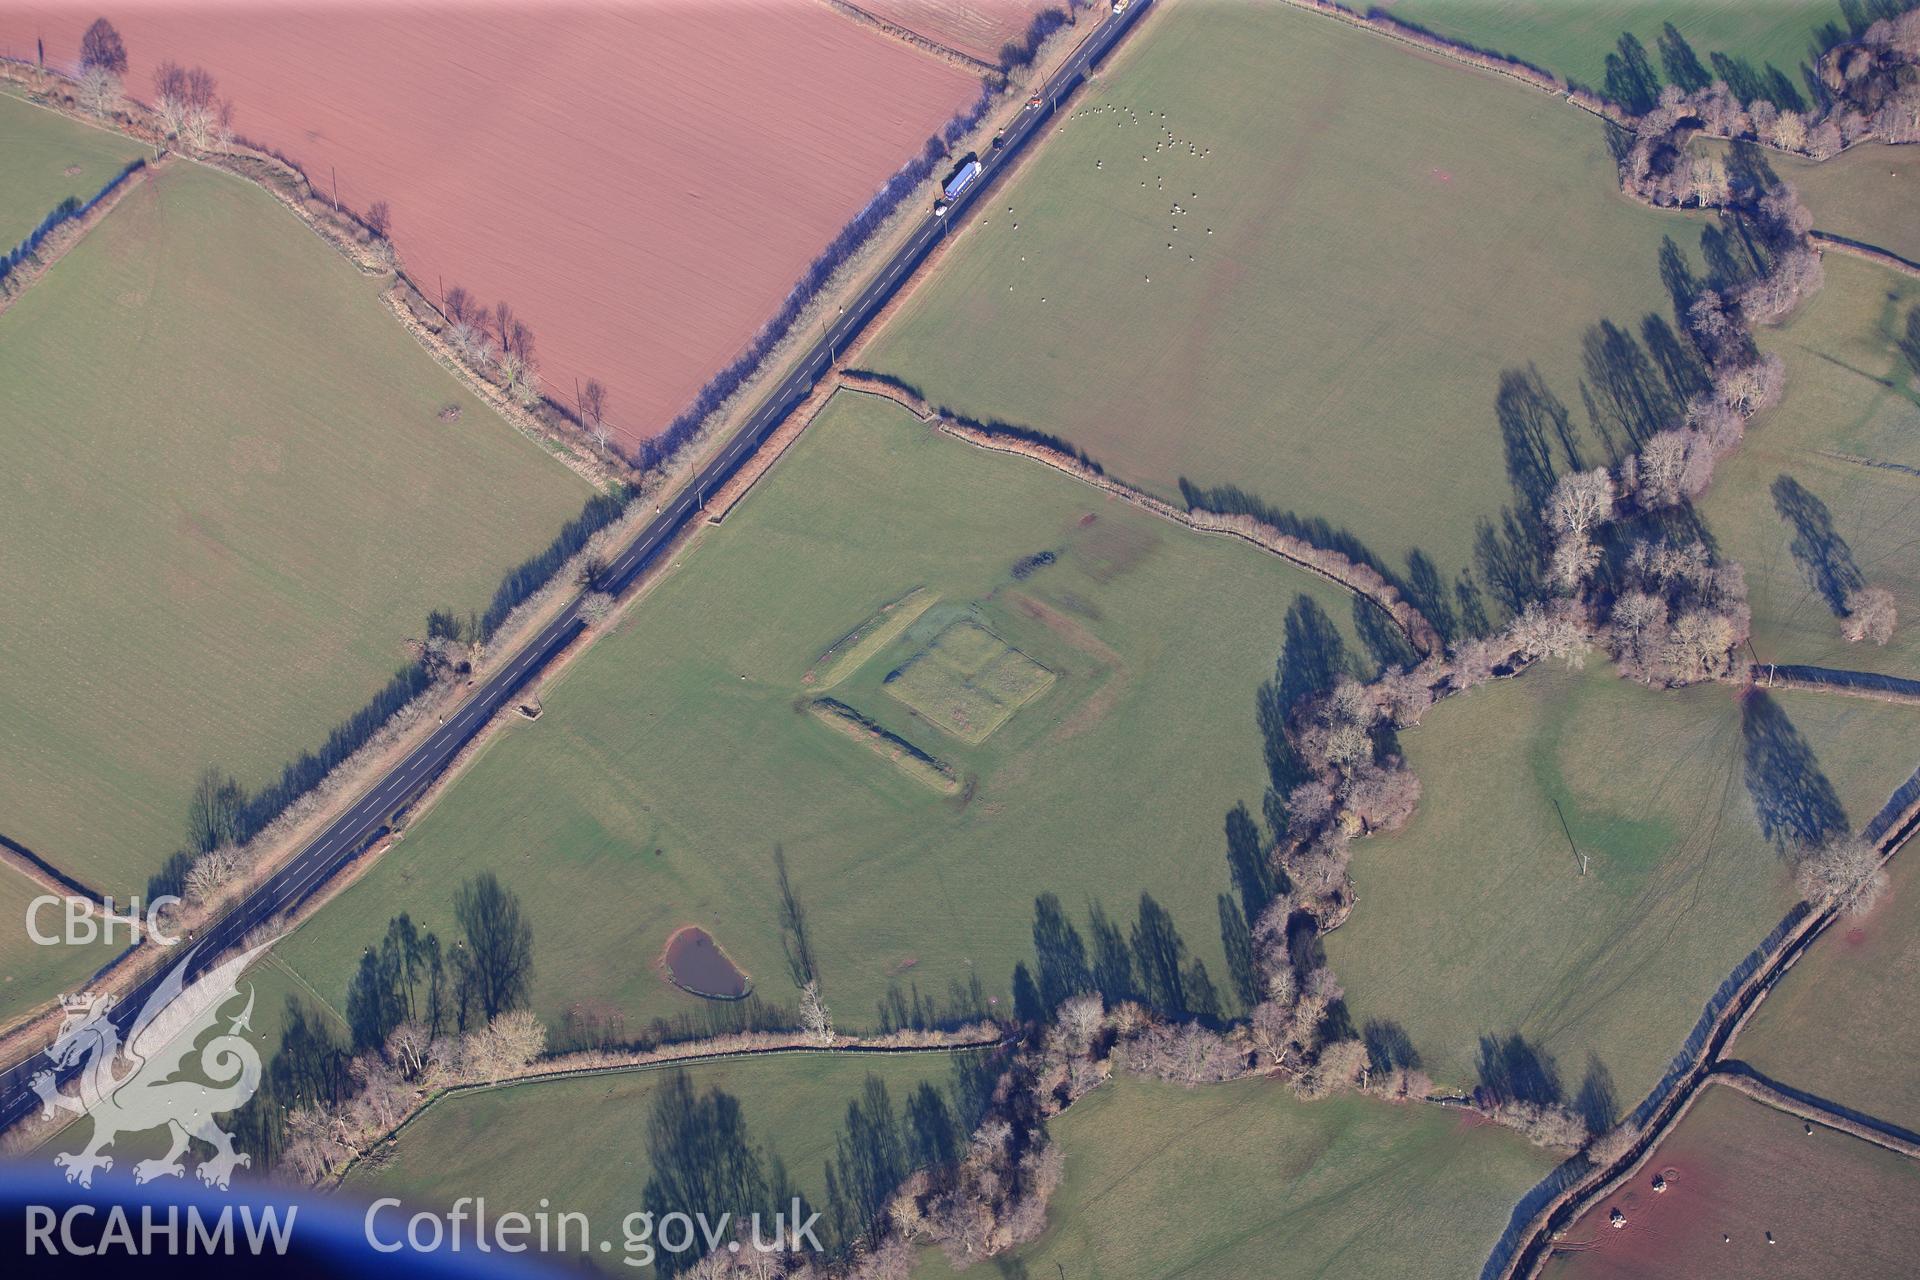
[34,939,274,1190]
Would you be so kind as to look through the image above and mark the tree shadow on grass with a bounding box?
[1474,510,1549,617]
[1362,1019,1423,1074]
[1475,1033,1564,1107]
[1018,892,1223,1026]
[1655,23,1711,93]
[1642,313,1712,406]
[1353,593,1419,676]
[1403,549,1459,647]
[1741,690,1849,853]
[1573,1055,1619,1134]
[1772,474,1864,614]
[1498,365,1579,509]
[1583,320,1679,455]
[1256,596,1354,824]
[1898,306,1920,383]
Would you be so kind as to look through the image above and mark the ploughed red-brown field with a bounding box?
[854,0,1059,64]
[2,2,980,449]
[1545,1086,1920,1280]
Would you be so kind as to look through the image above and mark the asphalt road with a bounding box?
[0,0,1149,1135]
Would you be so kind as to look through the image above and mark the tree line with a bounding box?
[231,872,540,1180]
[0,155,145,293]
[147,481,631,909]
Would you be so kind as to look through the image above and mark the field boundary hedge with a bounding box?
[1809,229,1920,279]
[0,156,144,289]
[1282,0,1918,171]
[822,0,1001,77]
[1714,1062,1920,1157]
[249,487,629,839]
[0,830,105,906]
[330,1028,1005,1188]
[835,374,1441,656]
[640,82,995,470]
[1752,663,1920,707]
[1493,758,1920,1279]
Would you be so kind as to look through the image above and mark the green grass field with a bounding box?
[1545,1084,1920,1279]
[345,1052,966,1267]
[867,0,1698,599]
[0,92,146,249]
[1390,0,1853,99]
[916,1076,1555,1280]
[273,390,1371,1038]
[0,863,123,1028]
[1697,138,1920,266]
[884,619,1055,744]
[0,158,591,894]
[1325,663,1918,1108]
[1735,827,1920,1134]
[1697,253,1920,677]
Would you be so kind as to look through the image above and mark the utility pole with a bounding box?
[330,165,340,214]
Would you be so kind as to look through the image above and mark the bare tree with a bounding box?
[1509,599,1593,669]
[153,61,229,150]
[1739,247,1825,325]
[76,64,121,116]
[578,591,616,626]
[1545,468,1616,543]
[1493,1101,1588,1149]
[453,872,533,1022]
[1293,1036,1367,1099]
[1629,429,1696,508]
[1607,591,1669,683]
[492,299,515,353]
[1550,536,1602,593]
[79,17,128,74]
[1586,1122,1641,1168]
[1661,606,1744,682]
[364,199,391,240]
[1689,152,1730,206]
[799,979,834,1043]
[1054,993,1104,1057]
[1715,354,1786,414]
[581,378,610,456]
[1796,836,1888,917]
[1342,762,1421,834]
[1768,109,1809,152]
[1841,585,1898,645]
[507,319,536,365]
[458,1009,546,1078]
[443,284,473,326]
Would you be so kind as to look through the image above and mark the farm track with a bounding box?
[0,0,1153,1139]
